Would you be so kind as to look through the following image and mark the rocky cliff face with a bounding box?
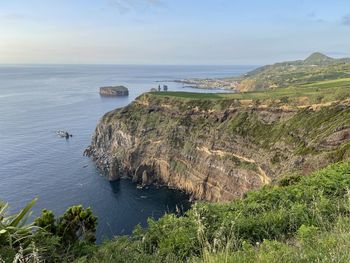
[99,86,129,96]
[87,94,350,202]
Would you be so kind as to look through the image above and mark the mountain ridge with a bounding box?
[304,52,333,64]
[178,52,350,91]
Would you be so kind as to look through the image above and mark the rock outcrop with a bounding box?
[100,86,129,96]
[87,94,350,202]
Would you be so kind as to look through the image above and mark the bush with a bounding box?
[0,198,38,261]
[83,162,350,262]
[0,201,97,262]
[3,162,350,262]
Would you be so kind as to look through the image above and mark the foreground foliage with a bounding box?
[0,204,96,262]
[2,163,350,262]
[0,199,38,262]
[78,162,350,262]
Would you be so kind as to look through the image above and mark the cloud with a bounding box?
[108,0,164,13]
[306,12,325,23]
[341,14,350,25]
[307,11,316,18]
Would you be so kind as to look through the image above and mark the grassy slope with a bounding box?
[77,162,350,263]
[234,54,350,90]
[183,54,350,91]
[151,77,350,104]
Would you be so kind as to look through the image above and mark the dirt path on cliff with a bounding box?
[197,147,271,185]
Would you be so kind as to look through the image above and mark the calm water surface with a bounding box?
[0,64,254,241]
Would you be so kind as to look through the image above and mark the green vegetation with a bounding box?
[303,52,333,64]
[151,77,350,106]
[2,164,350,262]
[178,53,350,92]
[0,203,96,262]
[76,162,350,262]
[99,81,350,197]
[151,92,225,100]
[0,199,38,261]
[233,52,350,91]
[133,85,350,168]
[3,56,350,261]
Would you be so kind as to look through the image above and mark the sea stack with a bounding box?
[100,86,129,96]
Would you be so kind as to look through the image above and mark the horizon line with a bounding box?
[0,63,260,67]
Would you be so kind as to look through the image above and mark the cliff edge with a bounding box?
[87,92,350,202]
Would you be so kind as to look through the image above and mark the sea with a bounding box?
[0,64,255,241]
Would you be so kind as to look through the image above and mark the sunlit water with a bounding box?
[0,64,254,241]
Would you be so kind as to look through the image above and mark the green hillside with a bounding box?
[235,52,350,91]
[182,53,350,91]
[76,162,350,263]
[303,52,334,65]
[152,77,350,107]
[3,162,350,262]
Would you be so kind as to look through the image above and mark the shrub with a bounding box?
[105,162,350,261]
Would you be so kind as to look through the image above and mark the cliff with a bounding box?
[87,93,350,202]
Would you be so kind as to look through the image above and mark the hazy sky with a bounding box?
[0,0,350,64]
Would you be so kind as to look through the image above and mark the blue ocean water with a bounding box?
[0,64,254,241]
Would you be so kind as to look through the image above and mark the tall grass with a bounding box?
[78,162,350,263]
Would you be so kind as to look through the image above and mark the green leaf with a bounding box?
[9,198,38,227]
[0,203,9,216]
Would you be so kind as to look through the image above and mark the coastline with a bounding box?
[172,78,241,90]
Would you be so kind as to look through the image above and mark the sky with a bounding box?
[0,0,350,65]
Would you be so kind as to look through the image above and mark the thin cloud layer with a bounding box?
[1,1,350,64]
[0,13,32,21]
[108,0,163,13]
[341,14,350,25]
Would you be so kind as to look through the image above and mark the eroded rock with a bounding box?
[87,94,350,202]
